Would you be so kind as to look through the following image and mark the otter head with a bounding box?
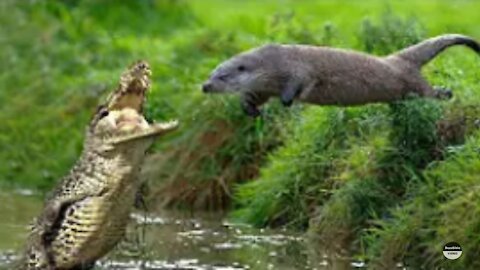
[202,45,282,95]
[86,61,178,154]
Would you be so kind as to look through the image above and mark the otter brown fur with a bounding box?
[202,34,480,117]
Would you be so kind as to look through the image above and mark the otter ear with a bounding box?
[280,80,303,107]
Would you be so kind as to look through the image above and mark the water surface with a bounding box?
[0,192,356,270]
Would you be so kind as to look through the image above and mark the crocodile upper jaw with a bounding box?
[91,61,179,146]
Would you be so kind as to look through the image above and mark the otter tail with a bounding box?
[393,34,480,67]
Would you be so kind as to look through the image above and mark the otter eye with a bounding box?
[237,65,246,72]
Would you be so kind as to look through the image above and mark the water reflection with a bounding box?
[109,211,308,270]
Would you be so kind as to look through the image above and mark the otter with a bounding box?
[202,34,480,117]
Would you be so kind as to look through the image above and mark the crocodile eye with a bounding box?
[237,65,246,72]
[99,109,109,119]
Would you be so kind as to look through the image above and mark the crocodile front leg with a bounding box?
[37,185,109,269]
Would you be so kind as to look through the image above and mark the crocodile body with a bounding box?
[16,61,178,270]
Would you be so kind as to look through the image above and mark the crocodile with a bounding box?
[15,61,179,270]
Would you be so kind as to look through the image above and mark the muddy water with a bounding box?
[0,191,357,270]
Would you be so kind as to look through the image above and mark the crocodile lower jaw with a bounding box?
[108,120,179,145]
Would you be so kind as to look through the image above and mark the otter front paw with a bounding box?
[241,102,262,118]
[280,80,302,107]
[281,96,294,107]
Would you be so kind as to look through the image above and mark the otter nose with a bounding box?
[202,82,213,93]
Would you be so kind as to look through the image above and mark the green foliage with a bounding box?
[381,98,443,183]
[0,0,198,189]
[266,11,338,45]
[311,98,442,250]
[366,132,480,269]
[146,97,296,210]
[359,8,425,54]
[233,105,391,228]
[234,97,443,229]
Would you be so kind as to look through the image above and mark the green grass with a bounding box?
[1,0,480,267]
[233,105,391,228]
[365,131,480,268]
[144,97,295,210]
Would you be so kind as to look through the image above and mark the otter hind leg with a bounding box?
[433,86,453,100]
[415,80,453,100]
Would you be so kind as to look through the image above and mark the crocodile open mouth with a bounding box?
[100,61,178,145]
